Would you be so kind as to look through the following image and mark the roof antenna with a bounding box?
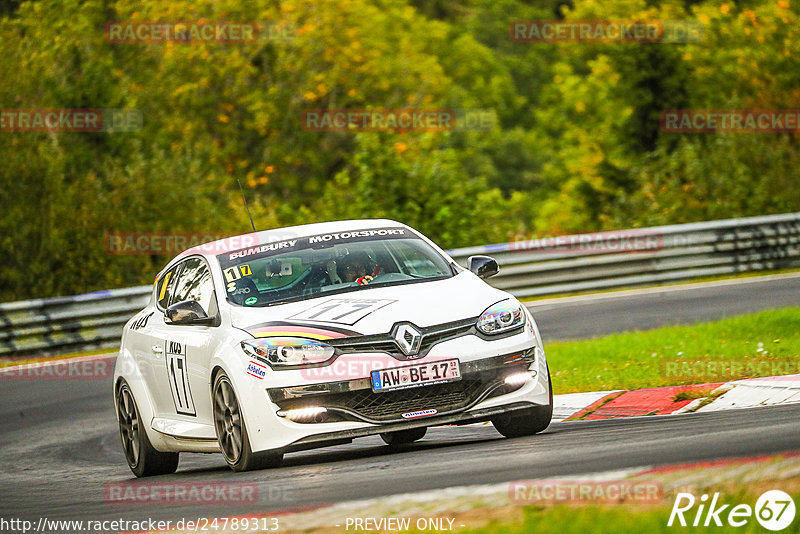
[236,178,257,232]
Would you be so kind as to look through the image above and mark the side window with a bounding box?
[155,266,178,310]
[170,257,215,313]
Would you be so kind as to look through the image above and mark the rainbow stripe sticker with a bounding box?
[245,321,360,340]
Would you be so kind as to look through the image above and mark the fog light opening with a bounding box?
[504,372,531,387]
[278,406,328,423]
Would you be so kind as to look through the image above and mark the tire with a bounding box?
[492,369,553,438]
[213,372,282,472]
[380,426,427,446]
[116,381,179,477]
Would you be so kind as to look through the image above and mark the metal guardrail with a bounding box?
[448,212,800,297]
[2,212,800,357]
[0,286,151,357]
[450,213,800,298]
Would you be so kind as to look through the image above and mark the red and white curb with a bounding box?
[552,390,623,422]
[553,374,800,421]
[675,374,800,414]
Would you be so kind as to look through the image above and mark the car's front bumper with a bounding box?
[239,324,550,454]
[268,349,537,424]
[283,401,537,453]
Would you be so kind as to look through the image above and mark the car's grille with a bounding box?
[328,317,477,360]
[272,363,528,423]
[334,379,479,419]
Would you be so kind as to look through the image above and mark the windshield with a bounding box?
[216,227,454,307]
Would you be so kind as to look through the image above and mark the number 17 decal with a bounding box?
[290,298,396,325]
[166,340,196,416]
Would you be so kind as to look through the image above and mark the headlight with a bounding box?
[476,300,525,335]
[241,337,335,368]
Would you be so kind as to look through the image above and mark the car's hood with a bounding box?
[229,272,510,339]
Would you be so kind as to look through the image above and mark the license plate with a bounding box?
[371,359,461,393]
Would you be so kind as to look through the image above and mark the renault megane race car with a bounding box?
[113,220,552,476]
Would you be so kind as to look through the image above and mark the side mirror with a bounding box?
[467,255,499,279]
[165,300,214,326]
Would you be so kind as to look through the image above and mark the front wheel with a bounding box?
[492,371,553,438]
[117,381,179,477]
[213,372,282,472]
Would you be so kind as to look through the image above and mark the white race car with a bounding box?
[113,220,552,476]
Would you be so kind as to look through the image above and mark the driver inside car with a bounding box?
[337,252,377,285]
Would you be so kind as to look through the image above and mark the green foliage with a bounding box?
[1,0,799,300]
[263,133,533,247]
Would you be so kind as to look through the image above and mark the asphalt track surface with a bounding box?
[3,275,800,525]
[530,273,800,342]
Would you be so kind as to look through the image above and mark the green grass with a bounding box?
[672,388,717,402]
[457,496,800,534]
[546,307,800,393]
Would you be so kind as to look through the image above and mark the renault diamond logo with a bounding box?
[392,324,422,357]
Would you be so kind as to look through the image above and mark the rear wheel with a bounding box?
[380,426,427,446]
[492,370,553,438]
[117,381,179,477]
[213,372,282,471]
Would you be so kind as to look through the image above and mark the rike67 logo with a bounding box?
[668,490,796,531]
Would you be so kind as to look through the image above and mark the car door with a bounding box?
[147,256,218,430]
[125,262,180,417]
